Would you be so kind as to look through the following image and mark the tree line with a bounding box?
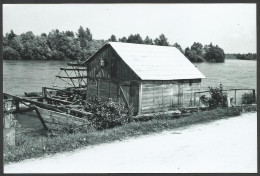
[3,27,105,61]
[4,26,227,62]
[225,53,256,60]
[108,34,226,62]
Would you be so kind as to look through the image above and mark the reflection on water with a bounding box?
[3,59,257,95]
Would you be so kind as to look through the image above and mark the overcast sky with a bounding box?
[3,3,256,53]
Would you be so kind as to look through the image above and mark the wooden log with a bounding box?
[24,92,42,97]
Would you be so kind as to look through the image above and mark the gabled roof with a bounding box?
[84,42,206,80]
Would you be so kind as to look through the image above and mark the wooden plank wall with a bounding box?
[86,46,140,82]
[85,45,141,113]
[84,45,202,114]
[110,81,118,100]
[141,80,201,113]
[86,79,140,114]
[98,80,110,101]
[130,82,139,114]
[87,79,119,101]
[87,79,97,99]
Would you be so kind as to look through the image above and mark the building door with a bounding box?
[129,82,139,114]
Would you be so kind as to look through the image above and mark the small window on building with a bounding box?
[100,58,105,67]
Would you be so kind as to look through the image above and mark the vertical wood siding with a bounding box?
[141,80,201,113]
[86,46,140,82]
[85,45,141,113]
[85,45,201,114]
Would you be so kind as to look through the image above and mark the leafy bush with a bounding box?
[200,84,227,109]
[83,96,133,130]
[242,92,255,104]
[3,47,21,60]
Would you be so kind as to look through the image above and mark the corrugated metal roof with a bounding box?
[108,42,206,80]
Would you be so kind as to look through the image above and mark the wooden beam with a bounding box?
[45,97,73,105]
[4,93,64,112]
[56,75,88,79]
[60,68,86,71]
[32,106,49,131]
[138,82,143,114]
[234,90,237,105]
[14,99,20,111]
[64,70,76,87]
[67,62,84,67]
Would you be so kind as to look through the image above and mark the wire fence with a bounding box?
[193,89,256,107]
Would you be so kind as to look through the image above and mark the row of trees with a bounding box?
[235,53,256,60]
[185,43,225,62]
[108,33,171,47]
[4,27,226,62]
[225,53,256,60]
[3,27,105,61]
[108,34,225,62]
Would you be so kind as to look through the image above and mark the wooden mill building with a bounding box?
[83,42,206,114]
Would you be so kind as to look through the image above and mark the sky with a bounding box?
[3,3,256,53]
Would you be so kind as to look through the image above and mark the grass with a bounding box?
[4,105,257,164]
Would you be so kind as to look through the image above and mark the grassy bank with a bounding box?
[4,106,256,164]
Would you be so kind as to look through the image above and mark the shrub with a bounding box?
[83,96,133,130]
[3,47,21,60]
[200,84,227,109]
[242,92,255,104]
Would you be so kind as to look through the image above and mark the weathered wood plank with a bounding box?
[138,82,142,114]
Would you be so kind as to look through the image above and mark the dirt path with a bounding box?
[4,112,257,173]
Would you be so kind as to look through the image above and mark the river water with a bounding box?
[3,59,257,95]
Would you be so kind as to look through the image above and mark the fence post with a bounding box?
[198,92,200,107]
[253,89,256,103]
[193,92,196,107]
[15,99,20,112]
[42,87,46,98]
[3,113,16,146]
[234,90,237,105]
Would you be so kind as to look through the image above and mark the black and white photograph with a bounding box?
[2,2,257,173]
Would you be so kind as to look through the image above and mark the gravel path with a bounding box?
[4,112,257,173]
